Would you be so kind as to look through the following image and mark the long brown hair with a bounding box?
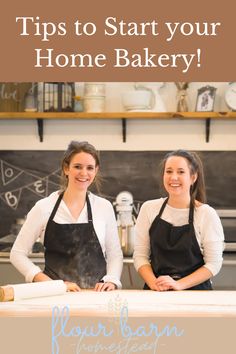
[160,150,206,208]
[60,140,101,192]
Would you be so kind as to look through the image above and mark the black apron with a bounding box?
[43,193,107,288]
[146,198,212,290]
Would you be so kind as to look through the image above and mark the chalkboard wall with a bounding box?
[0,150,236,238]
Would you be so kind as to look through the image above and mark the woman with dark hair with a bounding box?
[133,150,224,291]
[10,141,123,291]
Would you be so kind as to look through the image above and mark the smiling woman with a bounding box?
[10,141,123,292]
[133,149,224,292]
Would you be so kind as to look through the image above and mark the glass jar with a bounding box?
[74,96,84,112]
[24,91,38,112]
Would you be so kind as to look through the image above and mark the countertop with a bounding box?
[1,290,236,354]
[0,290,236,318]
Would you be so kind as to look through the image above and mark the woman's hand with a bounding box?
[155,275,182,291]
[94,282,117,292]
[33,273,81,292]
[64,281,81,292]
[146,279,161,291]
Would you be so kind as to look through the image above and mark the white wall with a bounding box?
[1,82,235,151]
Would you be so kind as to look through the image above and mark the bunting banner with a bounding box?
[0,159,60,210]
[0,160,142,213]
[26,178,49,198]
[0,188,22,210]
[1,160,23,186]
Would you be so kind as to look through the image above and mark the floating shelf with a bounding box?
[0,111,236,142]
[1,111,236,119]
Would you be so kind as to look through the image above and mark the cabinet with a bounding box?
[0,111,236,142]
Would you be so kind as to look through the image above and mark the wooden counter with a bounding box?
[0,290,236,318]
[1,290,236,354]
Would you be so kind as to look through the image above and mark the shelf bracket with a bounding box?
[205,118,211,143]
[37,119,44,142]
[122,118,127,142]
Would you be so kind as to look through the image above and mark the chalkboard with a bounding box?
[0,150,236,238]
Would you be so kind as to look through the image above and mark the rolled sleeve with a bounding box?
[133,202,152,272]
[203,240,224,276]
[200,207,225,276]
[10,203,46,282]
[103,201,123,288]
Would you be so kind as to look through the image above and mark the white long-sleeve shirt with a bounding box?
[133,198,224,276]
[10,191,123,288]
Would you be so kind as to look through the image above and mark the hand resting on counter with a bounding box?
[32,272,117,292]
[64,281,81,292]
[154,276,181,291]
[94,282,117,292]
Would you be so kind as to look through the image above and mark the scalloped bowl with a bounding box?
[122,90,152,111]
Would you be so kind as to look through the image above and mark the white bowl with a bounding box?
[122,90,153,111]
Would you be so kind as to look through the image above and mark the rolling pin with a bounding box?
[0,280,67,302]
[0,286,14,302]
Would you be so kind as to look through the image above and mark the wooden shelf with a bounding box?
[0,111,235,142]
[0,111,236,119]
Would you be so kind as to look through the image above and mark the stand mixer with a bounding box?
[114,191,136,257]
[134,82,167,112]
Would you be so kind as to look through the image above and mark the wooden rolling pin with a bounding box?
[0,286,14,302]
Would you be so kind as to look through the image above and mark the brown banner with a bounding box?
[0,0,235,81]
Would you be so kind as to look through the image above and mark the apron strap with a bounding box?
[49,192,93,223]
[86,193,93,223]
[188,203,194,224]
[158,197,194,224]
[158,198,169,217]
[48,192,64,222]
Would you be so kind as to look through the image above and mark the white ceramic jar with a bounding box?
[84,83,106,96]
[83,96,105,112]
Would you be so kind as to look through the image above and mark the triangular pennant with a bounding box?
[48,168,61,186]
[52,168,61,178]
[0,189,22,210]
[47,179,60,188]
[26,177,48,198]
[1,160,23,186]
